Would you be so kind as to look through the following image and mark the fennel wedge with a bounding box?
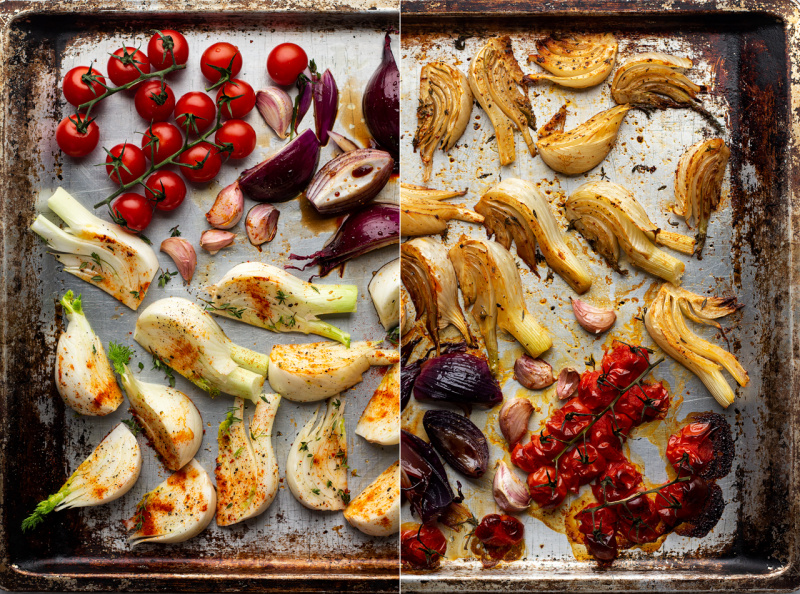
[369,258,401,332]
[400,183,484,237]
[356,363,400,445]
[344,461,400,536]
[525,33,618,89]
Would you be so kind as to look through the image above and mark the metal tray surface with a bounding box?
[400,1,800,592]
[0,2,399,592]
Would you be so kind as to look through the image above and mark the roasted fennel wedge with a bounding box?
[216,395,281,525]
[126,459,216,545]
[414,62,473,181]
[267,340,399,402]
[449,237,552,372]
[344,461,400,536]
[475,178,592,294]
[287,397,349,511]
[30,188,158,310]
[565,181,695,283]
[356,363,400,445]
[205,262,358,346]
[400,183,484,237]
[134,298,268,402]
[22,423,142,531]
[525,33,618,89]
[55,290,123,416]
[645,283,748,408]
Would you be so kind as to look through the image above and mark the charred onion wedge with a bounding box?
[525,33,618,89]
[401,237,472,352]
[468,36,536,165]
[400,183,484,236]
[537,104,631,175]
[414,62,474,182]
[645,283,748,408]
[674,138,730,259]
[449,237,552,372]
[565,181,695,283]
[475,178,592,294]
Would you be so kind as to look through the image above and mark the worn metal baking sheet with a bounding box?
[400,1,800,592]
[0,2,399,592]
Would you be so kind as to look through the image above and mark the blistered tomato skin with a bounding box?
[474,514,524,547]
[577,504,619,562]
[591,460,643,503]
[527,465,568,508]
[401,523,447,570]
[546,400,594,441]
[666,422,716,475]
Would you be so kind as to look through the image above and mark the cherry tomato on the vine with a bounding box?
[177,142,222,183]
[107,47,151,88]
[147,30,189,71]
[174,92,217,135]
[134,80,176,122]
[215,119,256,159]
[105,143,147,185]
[145,170,187,211]
[545,400,594,441]
[654,475,710,527]
[474,514,524,548]
[267,43,308,86]
[400,523,446,570]
[558,443,607,490]
[62,66,106,108]
[666,422,717,476]
[576,504,619,562]
[141,122,184,164]
[111,193,153,233]
[201,42,242,83]
[56,114,99,157]
[216,78,256,119]
[527,465,569,508]
[591,460,643,504]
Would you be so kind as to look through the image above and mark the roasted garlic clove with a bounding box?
[571,298,616,335]
[514,355,556,389]
[498,396,534,446]
[493,460,532,512]
[206,181,244,230]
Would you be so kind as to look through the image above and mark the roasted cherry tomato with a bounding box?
[105,143,147,185]
[401,523,447,570]
[666,422,716,476]
[512,434,559,472]
[215,119,256,159]
[546,400,593,441]
[601,343,651,389]
[640,383,670,422]
[141,122,184,163]
[267,42,308,86]
[474,514,524,548]
[177,141,222,183]
[576,504,619,562]
[527,465,568,508]
[216,78,256,119]
[107,47,151,88]
[559,443,606,490]
[578,370,618,412]
[617,494,662,544]
[615,385,648,424]
[62,66,106,108]
[56,114,99,157]
[589,412,633,463]
[134,80,176,122]
[201,42,242,83]
[592,460,643,503]
[174,92,217,135]
[111,193,153,233]
[148,30,189,70]
[144,170,187,211]
[654,475,710,527]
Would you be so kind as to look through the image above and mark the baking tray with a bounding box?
[0,1,399,592]
[399,0,800,591]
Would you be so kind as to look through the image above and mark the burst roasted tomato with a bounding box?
[559,443,606,490]
[592,460,643,503]
[546,400,594,441]
[578,370,619,412]
[654,475,710,527]
[474,514,525,547]
[527,465,569,508]
[615,385,648,424]
[576,504,619,562]
[511,432,564,472]
[589,412,634,462]
[616,494,663,544]
[401,523,447,570]
[666,422,717,476]
[601,343,651,388]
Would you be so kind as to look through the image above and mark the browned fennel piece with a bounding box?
[399,183,484,236]
[525,32,618,89]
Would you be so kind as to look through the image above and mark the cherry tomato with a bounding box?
[105,143,147,185]
[666,422,716,476]
[401,523,446,570]
[591,460,643,503]
[216,78,256,119]
[177,142,222,183]
[511,433,563,473]
[141,122,184,163]
[134,80,176,122]
[474,514,524,548]
[639,383,671,422]
[578,370,618,412]
[267,42,308,86]
[576,504,619,562]
[148,30,189,70]
[174,92,217,135]
[527,465,568,508]
[559,443,606,490]
[55,114,99,157]
[201,42,242,83]
[601,343,651,389]
[111,193,153,233]
[107,47,151,88]
[144,170,187,211]
[615,385,648,425]
[589,412,633,462]
[546,400,593,441]
[617,494,662,544]
[654,475,710,527]
[215,119,256,159]
[62,66,106,108]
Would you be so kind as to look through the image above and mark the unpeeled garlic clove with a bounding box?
[160,238,197,283]
[493,460,531,513]
[245,203,279,247]
[206,181,244,230]
[514,354,555,389]
[556,367,580,400]
[571,298,617,334]
[498,397,533,446]
[256,88,292,139]
[200,230,235,255]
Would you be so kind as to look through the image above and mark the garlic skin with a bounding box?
[245,203,279,247]
[256,88,292,139]
[160,238,196,283]
[200,229,235,255]
[514,355,555,389]
[571,298,617,334]
[493,460,531,512]
[206,181,244,230]
[498,397,533,446]
[556,367,580,400]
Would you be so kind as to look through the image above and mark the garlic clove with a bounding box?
[206,181,244,230]
[514,354,555,389]
[245,203,279,247]
[493,460,531,513]
[256,88,292,140]
[498,396,533,446]
[160,238,197,283]
[556,367,580,400]
[571,298,617,334]
[200,229,235,255]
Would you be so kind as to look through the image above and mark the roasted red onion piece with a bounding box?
[313,68,339,146]
[328,130,359,153]
[413,352,503,409]
[293,67,313,134]
[363,33,399,160]
[423,410,489,478]
[306,148,393,215]
[401,429,454,523]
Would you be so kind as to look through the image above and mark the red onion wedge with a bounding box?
[313,68,339,146]
[363,33,399,160]
[292,68,313,134]
[306,148,393,215]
